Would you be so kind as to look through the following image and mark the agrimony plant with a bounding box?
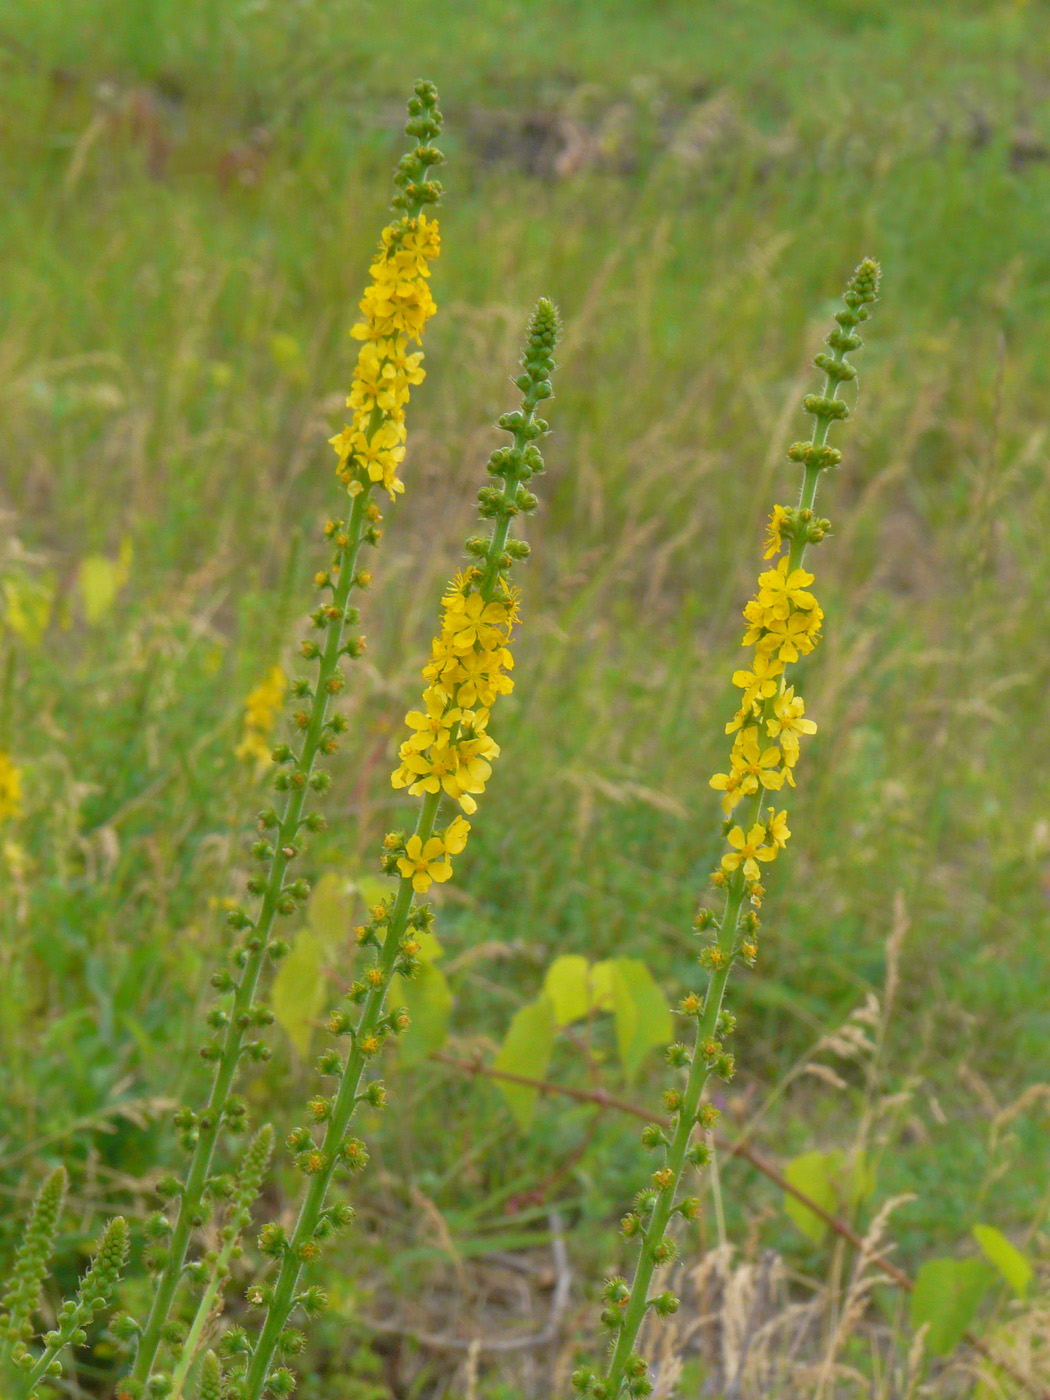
[570,259,881,1400]
[122,80,446,1395]
[232,298,559,1400]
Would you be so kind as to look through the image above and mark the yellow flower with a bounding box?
[754,607,822,664]
[0,751,22,821]
[403,688,461,751]
[766,808,791,848]
[756,557,817,619]
[766,686,817,763]
[731,652,784,708]
[396,834,453,893]
[709,766,747,815]
[729,727,785,796]
[720,824,778,883]
[441,815,471,854]
[444,593,512,651]
[236,666,287,766]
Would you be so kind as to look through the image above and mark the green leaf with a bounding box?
[911,1258,993,1355]
[544,955,591,1026]
[972,1224,1032,1299]
[493,993,556,1131]
[783,1150,839,1244]
[414,930,444,963]
[355,873,396,910]
[589,960,616,1012]
[306,873,355,954]
[271,930,326,1058]
[607,958,671,1083]
[389,962,452,1066]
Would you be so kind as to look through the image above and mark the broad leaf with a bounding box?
[783,1150,838,1244]
[493,993,556,1131]
[608,958,671,1083]
[972,1224,1032,1299]
[911,1257,993,1355]
[544,955,591,1026]
[388,962,452,1065]
[306,873,355,954]
[271,930,326,1058]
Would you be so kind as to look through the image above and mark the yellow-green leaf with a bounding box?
[493,993,556,1131]
[271,930,326,1058]
[608,958,671,1083]
[544,955,591,1026]
[911,1257,993,1355]
[2,574,55,647]
[783,1150,838,1244]
[972,1224,1032,1299]
[589,960,615,1012]
[306,873,355,955]
[388,962,452,1066]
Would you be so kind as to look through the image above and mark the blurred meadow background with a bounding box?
[2,0,1050,1394]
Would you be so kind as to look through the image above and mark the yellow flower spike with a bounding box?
[235,666,287,768]
[593,263,879,1400]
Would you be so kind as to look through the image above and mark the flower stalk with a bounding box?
[573,261,880,1400]
[126,81,444,1395]
[238,299,559,1400]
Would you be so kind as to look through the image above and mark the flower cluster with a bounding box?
[327,214,441,500]
[708,534,821,900]
[326,82,443,506]
[235,666,288,768]
[388,573,519,886]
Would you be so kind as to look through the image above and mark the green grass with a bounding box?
[2,0,1050,1393]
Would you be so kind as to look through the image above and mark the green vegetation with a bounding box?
[2,1,1050,1395]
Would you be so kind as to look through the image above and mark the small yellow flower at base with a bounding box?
[397,835,453,893]
[0,752,22,821]
[763,505,790,560]
[720,824,778,883]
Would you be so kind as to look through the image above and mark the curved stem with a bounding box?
[241,368,549,1399]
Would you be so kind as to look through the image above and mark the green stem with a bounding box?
[603,933,737,1395]
[132,493,370,1385]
